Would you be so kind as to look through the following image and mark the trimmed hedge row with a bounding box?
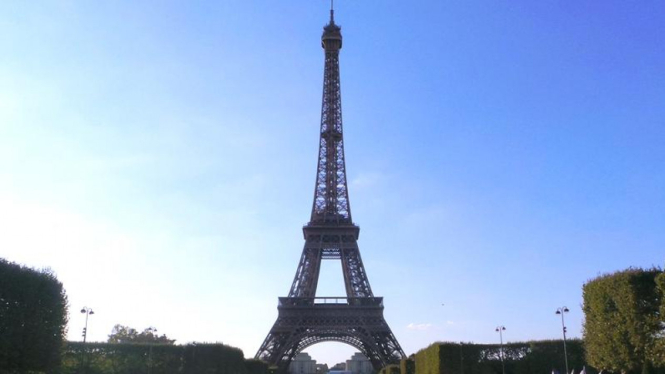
[245,359,271,374]
[387,340,593,374]
[61,341,268,374]
[401,358,416,374]
[380,364,401,374]
[583,268,665,374]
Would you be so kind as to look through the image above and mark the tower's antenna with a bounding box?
[330,0,334,22]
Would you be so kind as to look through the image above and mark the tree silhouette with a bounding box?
[108,324,175,344]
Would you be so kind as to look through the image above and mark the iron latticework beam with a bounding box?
[256,9,405,371]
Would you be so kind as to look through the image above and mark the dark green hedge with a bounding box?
[657,273,665,365]
[415,340,592,374]
[381,364,401,374]
[61,341,249,374]
[583,268,664,374]
[183,343,246,374]
[401,358,416,374]
[245,359,270,374]
[0,258,68,373]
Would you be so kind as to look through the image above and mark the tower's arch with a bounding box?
[296,334,367,357]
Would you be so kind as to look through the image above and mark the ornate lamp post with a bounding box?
[80,307,94,373]
[555,307,570,374]
[80,307,94,342]
[495,326,506,374]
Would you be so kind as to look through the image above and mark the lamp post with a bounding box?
[146,327,157,374]
[80,307,94,373]
[460,341,464,374]
[495,326,506,374]
[555,307,570,374]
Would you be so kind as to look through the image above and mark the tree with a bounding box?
[0,258,68,372]
[583,268,664,374]
[108,324,175,344]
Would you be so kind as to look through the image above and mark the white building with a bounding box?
[345,353,373,374]
[315,363,329,374]
[289,353,317,374]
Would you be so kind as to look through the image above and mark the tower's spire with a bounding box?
[330,0,334,23]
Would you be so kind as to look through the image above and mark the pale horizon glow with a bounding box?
[1,1,664,367]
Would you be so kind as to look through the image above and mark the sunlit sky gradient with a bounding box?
[1,0,664,367]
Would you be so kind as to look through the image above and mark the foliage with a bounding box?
[381,364,401,374]
[582,268,664,373]
[245,359,270,374]
[414,340,591,374]
[401,357,416,374]
[63,341,182,374]
[182,343,247,374]
[415,343,443,374]
[0,258,69,373]
[108,324,176,344]
[61,341,248,374]
[656,273,665,365]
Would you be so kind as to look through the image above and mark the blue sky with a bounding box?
[1,0,664,367]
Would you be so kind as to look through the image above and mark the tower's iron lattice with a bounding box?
[255,10,405,371]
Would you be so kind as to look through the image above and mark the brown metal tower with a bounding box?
[255,8,405,372]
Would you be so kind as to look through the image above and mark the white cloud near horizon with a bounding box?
[406,323,433,331]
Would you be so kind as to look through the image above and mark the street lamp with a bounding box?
[555,307,570,374]
[146,327,157,374]
[80,307,94,373]
[80,307,94,343]
[495,326,506,374]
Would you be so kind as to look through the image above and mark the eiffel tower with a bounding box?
[255,7,406,372]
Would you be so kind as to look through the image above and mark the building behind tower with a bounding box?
[346,353,373,374]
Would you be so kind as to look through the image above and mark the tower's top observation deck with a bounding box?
[322,10,342,50]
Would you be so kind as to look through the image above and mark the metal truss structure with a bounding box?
[255,9,405,372]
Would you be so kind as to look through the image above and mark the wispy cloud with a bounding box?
[406,323,433,331]
[350,172,384,190]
